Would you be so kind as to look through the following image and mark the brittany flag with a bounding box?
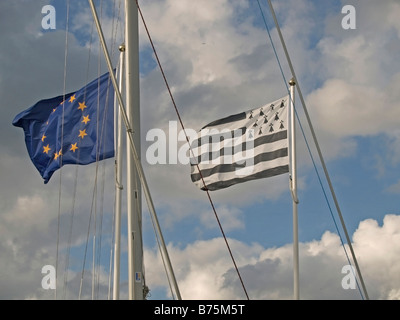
[190,96,289,191]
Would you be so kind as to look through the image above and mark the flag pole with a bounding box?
[112,44,125,300]
[289,78,300,300]
[267,0,369,300]
[88,0,181,301]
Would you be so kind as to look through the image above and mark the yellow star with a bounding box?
[78,102,87,111]
[52,108,57,113]
[43,144,51,154]
[70,143,78,153]
[41,134,47,142]
[69,94,76,103]
[54,150,62,160]
[82,115,90,125]
[78,129,88,139]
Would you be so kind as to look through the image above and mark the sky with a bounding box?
[1,0,400,300]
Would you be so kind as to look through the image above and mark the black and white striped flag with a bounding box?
[190,96,289,191]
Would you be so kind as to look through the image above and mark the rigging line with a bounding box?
[110,0,123,63]
[74,0,97,302]
[264,0,369,299]
[77,0,121,299]
[95,0,106,298]
[95,162,107,299]
[94,0,115,298]
[108,194,116,300]
[56,0,71,300]
[108,3,122,299]
[255,0,359,290]
[62,167,79,300]
[88,0,182,300]
[255,0,364,298]
[146,199,176,300]
[93,6,102,298]
[135,0,250,300]
[111,44,125,300]
[94,33,118,301]
[94,0,122,297]
[61,0,97,299]
[256,0,365,299]
[78,173,99,300]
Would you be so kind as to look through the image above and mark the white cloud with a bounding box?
[140,0,264,87]
[145,237,263,299]
[305,0,400,141]
[199,205,245,232]
[386,180,400,194]
[144,214,400,300]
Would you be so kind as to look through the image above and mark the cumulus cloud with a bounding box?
[144,214,400,300]
[303,0,400,159]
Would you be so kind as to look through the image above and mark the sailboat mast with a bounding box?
[289,78,299,300]
[125,0,143,300]
[88,0,182,300]
[112,44,125,300]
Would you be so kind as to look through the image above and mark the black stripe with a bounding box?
[191,127,247,152]
[191,148,288,182]
[197,165,290,191]
[190,130,287,165]
[202,112,246,129]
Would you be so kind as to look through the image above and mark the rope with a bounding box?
[53,0,121,300]
[78,173,98,299]
[55,0,71,300]
[61,167,79,300]
[136,0,250,300]
[76,0,121,300]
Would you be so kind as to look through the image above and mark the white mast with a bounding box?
[125,0,143,300]
[112,44,125,300]
[289,78,299,300]
[88,0,181,300]
[268,0,368,299]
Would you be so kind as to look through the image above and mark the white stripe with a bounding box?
[202,96,288,132]
[190,96,289,156]
[192,156,289,189]
[191,137,288,169]
[190,129,248,158]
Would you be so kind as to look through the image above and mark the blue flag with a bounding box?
[12,72,115,184]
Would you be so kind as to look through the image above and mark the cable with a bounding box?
[256,0,363,297]
[135,0,250,300]
[55,0,71,300]
[257,0,368,299]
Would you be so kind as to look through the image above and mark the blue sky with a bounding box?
[1,0,400,300]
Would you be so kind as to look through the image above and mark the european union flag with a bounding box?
[12,71,115,184]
